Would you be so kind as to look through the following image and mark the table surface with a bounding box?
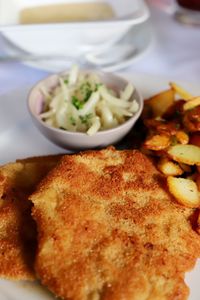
[0,2,200,95]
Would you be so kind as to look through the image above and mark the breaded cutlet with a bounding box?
[0,155,61,280]
[29,148,200,300]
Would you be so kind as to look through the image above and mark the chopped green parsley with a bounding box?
[79,114,93,124]
[70,116,76,126]
[72,96,84,110]
[95,83,103,91]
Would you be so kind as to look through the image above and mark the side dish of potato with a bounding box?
[141,82,200,209]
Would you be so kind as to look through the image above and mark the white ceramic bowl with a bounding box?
[27,70,143,150]
[0,0,149,56]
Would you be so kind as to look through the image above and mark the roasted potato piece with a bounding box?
[168,144,200,165]
[179,163,192,173]
[169,82,193,100]
[167,176,200,208]
[183,106,200,132]
[144,134,171,151]
[144,119,180,136]
[175,131,189,145]
[140,147,154,157]
[145,89,175,117]
[190,133,200,147]
[163,100,185,120]
[183,96,200,111]
[157,157,183,176]
[144,119,178,135]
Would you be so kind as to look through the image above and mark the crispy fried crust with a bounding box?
[0,155,61,280]
[30,148,200,300]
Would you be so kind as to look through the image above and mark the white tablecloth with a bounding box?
[0,3,199,95]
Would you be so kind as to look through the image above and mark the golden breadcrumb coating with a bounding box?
[0,155,61,280]
[30,148,200,300]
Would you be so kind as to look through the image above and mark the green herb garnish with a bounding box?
[79,114,93,124]
[70,116,76,126]
[83,90,92,102]
[72,96,84,110]
[95,83,103,91]
[80,82,91,91]
[80,82,93,102]
[64,79,69,84]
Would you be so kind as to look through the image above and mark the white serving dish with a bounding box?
[0,0,149,55]
[27,70,143,150]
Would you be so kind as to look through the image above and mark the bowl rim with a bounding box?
[1,1,149,30]
[27,70,144,138]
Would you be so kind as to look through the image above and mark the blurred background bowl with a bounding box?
[0,0,149,56]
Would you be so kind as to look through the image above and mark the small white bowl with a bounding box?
[27,70,143,150]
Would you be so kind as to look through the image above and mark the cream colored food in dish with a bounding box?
[19,2,115,24]
[40,65,138,136]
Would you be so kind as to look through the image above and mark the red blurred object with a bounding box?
[177,0,200,11]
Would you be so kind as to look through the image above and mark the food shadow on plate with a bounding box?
[116,118,147,150]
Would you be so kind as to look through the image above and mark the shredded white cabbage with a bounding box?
[39,65,138,136]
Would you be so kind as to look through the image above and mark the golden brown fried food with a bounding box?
[197,210,200,234]
[0,155,61,280]
[30,148,200,300]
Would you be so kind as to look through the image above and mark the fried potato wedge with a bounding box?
[157,157,183,176]
[145,89,175,117]
[179,163,192,173]
[169,82,193,100]
[167,176,200,208]
[183,97,200,111]
[168,144,200,165]
[175,131,189,145]
[144,134,171,151]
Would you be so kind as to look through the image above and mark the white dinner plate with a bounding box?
[0,72,200,299]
